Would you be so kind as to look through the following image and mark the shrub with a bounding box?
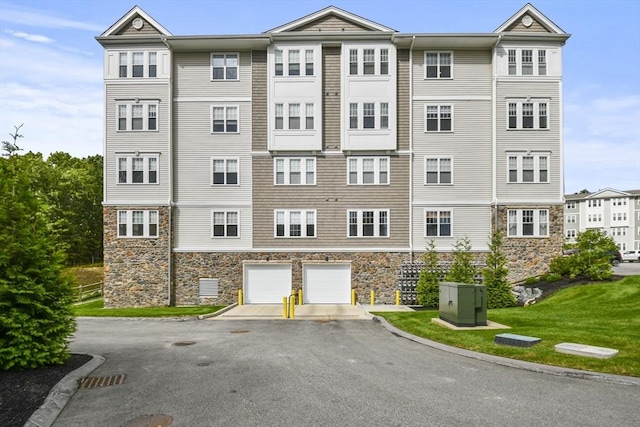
[540,272,562,283]
[416,240,441,308]
[524,276,539,286]
[549,255,579,278]
[482,230,515,309]
[444,236,477,284]
[549,229,617,281]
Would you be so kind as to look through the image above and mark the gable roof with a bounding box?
[265,5,396,33]
[100,5,172,37]
[494,3,566,34]
[565,188,640,200]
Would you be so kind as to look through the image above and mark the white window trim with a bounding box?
[566,229,576,238]
[274,102,315,131]
[117,51,159,78]
[507,209,549,238]
[507,48,548,76]
[273,47,316,77]
[424,104,454,132]
[424,209,453,238]
[424,156,453,185]
[347,209,390,238]
[348,102,391,130]
[211,53,239,81]
[211,105,240,134]
[211,210,240,238]
[566,214,576,224]
[506,153,550,184]
[347,157,390,185]
[211,158,240,186]
[274,209,317,238]
[424,51,453,79]
[274,157,316,185]
[117,210,159,238]
[347,47,392,76]
[116,102,159,132]
[117,155,159,185]
[506,99,550,130]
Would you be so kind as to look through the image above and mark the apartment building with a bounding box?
[97,3,569,307]
[564,189,640,252]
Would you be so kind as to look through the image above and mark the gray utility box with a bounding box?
[439,282,487,327]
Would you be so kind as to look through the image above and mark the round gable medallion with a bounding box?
[132,18,144,30]
[521,15,533,27]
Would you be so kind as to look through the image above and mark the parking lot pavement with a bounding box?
[614,262,640,276]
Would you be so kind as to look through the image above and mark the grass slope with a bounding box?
[74,299,223,318]
[376,276,640,377]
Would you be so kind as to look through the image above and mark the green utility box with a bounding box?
[439,282,487,327]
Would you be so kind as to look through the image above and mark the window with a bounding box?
[149,52,157,78]
[212,158,238,185]
[507,209,548,237]
[425,210,451,237]
[211,53,238,80]
[507,154,549,183]
[508,49,516,75]
[349,102,392,130]
[380,49,389,75]
[587,199,602,208]
[119,53,127,77]
[425,52,452,78]
[132,52,144,77]
[348,47,392,76]
[349,49,358,75]
[507,100,549,130]
[117,210,158,238]
[611,227,626,236]
[363,49,375,75]
[211,106,238,133]
[612,198,627,206]
[275,210,316,237]
[566,215,576,224]
[425,105,452,132]
[212,211,239,237]
[566,201,576,209]
[275,50,283,76]
[363,103,375,128]
[117,156,159,184]
[288,50,300,76]
[506,48,548,76]
[116,103,159,131]
[117,51,159,78]
[305,49,314,76]
[273,47,315,77]
[425,157,452,184]
[521,50,533,75]
[274,103,314,130]
[538,50,546,75]
[380,103,389,129]
[347,157,389,185]
[566,229,576,238]
[274,157,316,185]
[348,210,389,237]
[349,103,358,129]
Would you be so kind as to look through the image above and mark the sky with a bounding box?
[0,0,638,195]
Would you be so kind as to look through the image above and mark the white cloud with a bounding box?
[0,7,104,32]
[5,29,54,43]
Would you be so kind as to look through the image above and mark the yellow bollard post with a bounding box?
[370,290,375,306]
[289,295,295,319]
[396,290,400,305]
[298,288,303,305]
[283,297,288,319]
[238,289,243,306]
[351,289,356,305]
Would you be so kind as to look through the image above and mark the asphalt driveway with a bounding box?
[54,318,639,427]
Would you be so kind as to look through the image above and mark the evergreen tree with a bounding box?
[482,230,515,308]
[444,236,477,284]
[416,240,441,307]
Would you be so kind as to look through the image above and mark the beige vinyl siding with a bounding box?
[173,206,252,250]
[412,205,492,252]
[173,51,252,98]
[294,15,372,32]
[117,19,163,36]
[104,83,169,203]
[252,50,268,151]
[504,17,552,33]
[322,46,341,151]
[252,155,410,248]
[496,81,562,200]
[397,49,410,152]
[412,100,493,202]
[173,102,252,203]
[413,50,492,97]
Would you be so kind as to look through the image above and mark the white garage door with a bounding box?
[243,264,292,304]
[303,264,351,304]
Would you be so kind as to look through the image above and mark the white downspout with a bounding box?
[409,35,415,263]
[162,37,174,306]
[492,34,503,230]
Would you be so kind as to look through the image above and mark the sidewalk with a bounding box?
[213,303,414,320]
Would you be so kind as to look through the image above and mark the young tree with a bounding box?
[0,134,76,370]
[416,240,441,307]
[444,236,477,284]
[482,230,515,308]
[574,229,619,280]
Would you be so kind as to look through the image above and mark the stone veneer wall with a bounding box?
[103,206,170,307]
[173,252,411,306]
[495,204,564,282]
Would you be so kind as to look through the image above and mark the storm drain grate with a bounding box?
[80,374,126,389]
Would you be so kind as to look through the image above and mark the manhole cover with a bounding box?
[80,374,126,389]
[121,414,173,427]
[230,329,250,334]
[173,341,196,346]
[196,362,210,367]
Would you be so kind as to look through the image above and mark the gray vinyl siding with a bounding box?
[173,51,252,98]
[252,50,268,151]
[173,101,252,203]
[104,83,169,203]
[397,49,410,152]
[412,100,493,202]
[173,206,252,250]
[413,50,492,97]
[252,155,410,249]
[322,47,341,151]
[412,205,492,252]
[496,80,562,200]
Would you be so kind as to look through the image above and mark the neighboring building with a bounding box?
[564,189,640,252]
[97,3,570,307]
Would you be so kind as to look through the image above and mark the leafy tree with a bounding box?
[416,240,441,307]
[1,124,24,156]
[0,149,76,370]
[444,236,477,284]
[482,230,515,308]
[550,228,618,280]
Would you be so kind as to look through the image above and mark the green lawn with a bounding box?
[375,275,640,377]
[74,299,224,318]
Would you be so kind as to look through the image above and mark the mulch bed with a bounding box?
[0,353,92,427]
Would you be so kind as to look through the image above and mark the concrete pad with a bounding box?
[363,304,416,312]
[555,343,619,359]
[432,318,511,330]
[213,304,370,320]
